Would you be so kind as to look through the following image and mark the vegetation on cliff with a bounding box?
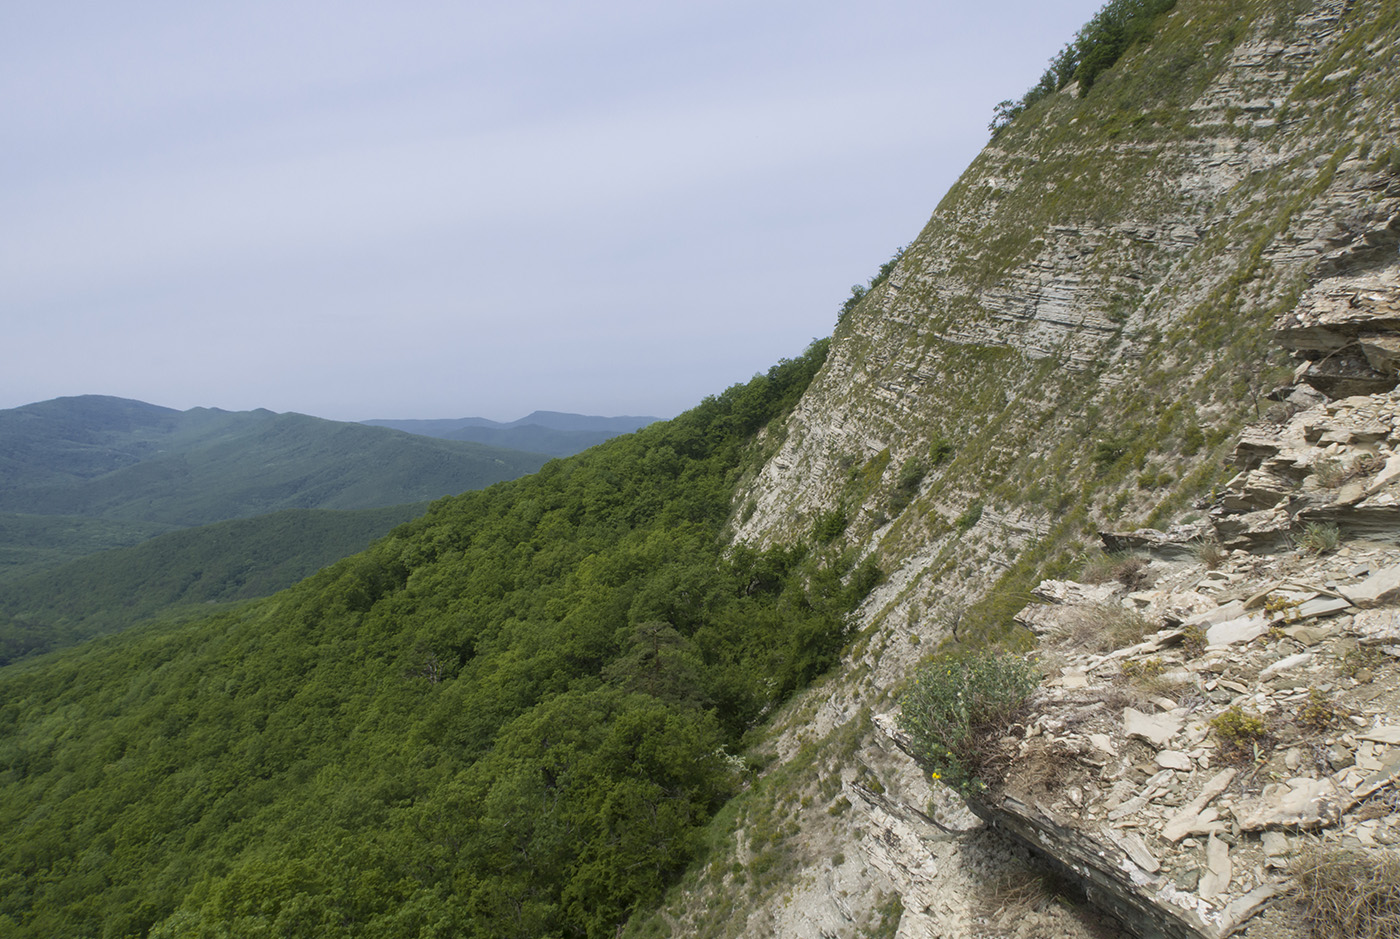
[0,340,882,938]
[990,0,1178,135]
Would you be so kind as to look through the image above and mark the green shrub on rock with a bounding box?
[898,650,1041,792]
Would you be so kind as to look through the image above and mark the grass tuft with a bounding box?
[1294,848,1400,939]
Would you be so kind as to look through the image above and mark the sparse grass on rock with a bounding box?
[1293,848,1400,939]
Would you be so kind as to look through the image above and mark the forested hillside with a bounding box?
[0,396,549,577]
[0,341,878,938]
[0,503,427,664]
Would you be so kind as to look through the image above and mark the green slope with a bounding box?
[0,503,428,664]
[0,343,873,939]
[0,397,549,526]
[0,514,171,584]
[0,396,552,580]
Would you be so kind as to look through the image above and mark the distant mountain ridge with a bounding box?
[0,395,548,526]
[0,395,551,582]
[362,411,659,457]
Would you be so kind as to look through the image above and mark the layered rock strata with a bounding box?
[643,2,1400,937]
[931,384,1400,938]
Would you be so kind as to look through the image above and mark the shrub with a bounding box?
[837,246,906,323]
[1293,848,1400,939]
[1296,521,1341,555]
[1209,705,1269,760]
[888,457,927,515]
[899,650,1041,792]
[1120,657,1164,679]
[955,500,984,532]
[1178,622,1206,658]
[1299,687,1343,733]
[930,436,955,466]
[811,508,848,544]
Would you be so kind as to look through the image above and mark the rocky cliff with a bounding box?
[625,1,1400,937]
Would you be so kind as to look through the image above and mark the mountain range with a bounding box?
[0,397,650,658]
[5,2,1400,938]
[0,395,549,528]
[362,411,659,457]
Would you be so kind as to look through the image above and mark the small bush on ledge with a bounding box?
[1208,705,1270,762]
[898,650,1041,792]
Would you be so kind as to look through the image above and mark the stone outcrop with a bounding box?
[641,2,1400,937]
[1277,263,1400,398]
[916,389,1400,938]
[1210,379,1400,547]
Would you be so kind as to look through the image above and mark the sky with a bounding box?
[2,0,1104,422]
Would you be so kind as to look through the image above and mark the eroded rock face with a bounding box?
[644,2,1400,937]
[1276,263,1400,398]
[923,485,1400,938]
[1209,381,1400,547]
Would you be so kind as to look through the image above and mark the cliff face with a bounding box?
[628,2,1400,937]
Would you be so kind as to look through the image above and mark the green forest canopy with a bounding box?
[0,339,879,939]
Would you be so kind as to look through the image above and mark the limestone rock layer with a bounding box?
[635,2,1400,938]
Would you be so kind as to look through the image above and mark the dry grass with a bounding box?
[1192,537,1228,569]
[1314,453,1386,490]
[1080,551,1151,590]
[1118,667,1192,704]
[1047,603,1156,653]
[985,865,1053,923]
[1293,848,1400,939]
[1012,738,1080,796]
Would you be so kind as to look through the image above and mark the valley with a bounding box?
[5,1,1400,937]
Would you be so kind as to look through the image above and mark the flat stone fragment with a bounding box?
[1352,609,1400,645]
[1238,777,1350,831]
[1123,707,1185,747]
[1354,749,1400,800]
[1183,599,1247,628]
[1161,769,1237,843]
[1107,829,1161,873]
[1060,669,1089,689]
[1089,733,1116,755]
[1258,651,1312,680]
[1281,622,1333,645]
[1339,561,1400,608]
[1357,725,1400,745]
[1107,770,1175,820]
[1217,883,1288,937]
[1369,453,1400,492]
[1261,830,1291,858]
[1295,596,1352,619]
[1155,750,1193,771]
[1206,614,1269,646]
[1198,835,1231,899]
[1030,579,1120,605]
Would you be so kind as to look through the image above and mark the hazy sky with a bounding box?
[3,0,1102,422]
